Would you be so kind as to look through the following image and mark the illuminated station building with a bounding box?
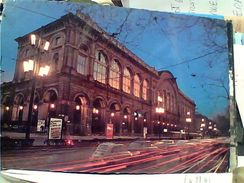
[1,13,195,137]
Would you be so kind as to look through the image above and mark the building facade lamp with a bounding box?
[201,118,205,122]
[30,34,36,45]
[157,96,163,102]
[209,126,213,130]
[163,129,168,132]
[200,123,205,127]
[43,41,50,51]
[5,106,10,111]
[33,105,38,110]
[38,65,50,77]
[124,115,128,119]
[200,127,203,131]
[92,108,99,114]
[31,34,50,51]
[111,112,115,117]
[23,60,34,72]
[156,107,165,113]
[50,103,55,109]
[19,106,24,110]
[186,118,192,122]
[213,127,217,131]
[75,105,80,110]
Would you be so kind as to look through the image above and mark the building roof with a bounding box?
[16,12,159,77]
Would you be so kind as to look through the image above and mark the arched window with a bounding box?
[109,60,120,89]
[77,54,87,75]
[167,92,170,111]
[93,51,107,84]
[123,68,131,94]
[53,53,59,71]
[142,80,149,100]
[134,74,140,97]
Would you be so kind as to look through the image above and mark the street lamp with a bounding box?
[155,107,165,139]
[200,123,205,138]
[186,111,192,139]
[24,34,50,140]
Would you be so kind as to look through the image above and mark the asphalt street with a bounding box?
[1,138,229,174]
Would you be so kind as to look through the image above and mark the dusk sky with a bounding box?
[1,0,229,118]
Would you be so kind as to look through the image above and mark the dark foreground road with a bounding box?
[1,138,229,174]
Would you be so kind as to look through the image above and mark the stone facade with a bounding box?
[1,13,196,136]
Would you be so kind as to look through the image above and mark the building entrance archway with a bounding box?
[91,98,105,134]
[73,95,89,135]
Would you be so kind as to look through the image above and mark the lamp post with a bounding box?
[24,34,50,140]
[185,111,192,139]
[155,107,165,139]
[200,120,206,139]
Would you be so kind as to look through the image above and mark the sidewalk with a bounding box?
[1,131,141,146]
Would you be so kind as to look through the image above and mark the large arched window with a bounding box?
[123,68,131,94]
[93,51,107,84]
[134,74,140,97]
[53,53,59,71]
[142,80,149,100]
[109,60,120,89]
[77,54,87,75]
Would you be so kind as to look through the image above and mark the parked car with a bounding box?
[91,142,133,160]
[128,140,158,151]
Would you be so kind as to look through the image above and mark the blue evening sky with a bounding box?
[1,0,229,119]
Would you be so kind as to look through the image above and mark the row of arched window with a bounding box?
[158,90,177,113]
[77,50,150,100]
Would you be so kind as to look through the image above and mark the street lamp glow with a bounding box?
[135,117,138,120]
[144,119,146,122]
[19,106,23,110]
[167,123,169,126]
[163,129,168,132]
[124,115,127,119]
[50,103,55,109]
[201,123,205,127]
[156,107,165,113]
[214,127,217,131]
[75,105,80,110]
[111,112,115,117]
[5,106,10,111]
[186,118,192,122]
[201,118,205,122]
[157,121,160,124]
[187,111,190,115]
[122,122,125,125]
[200,127,203,131]
[209,126,213,129]
[33,105,38,110]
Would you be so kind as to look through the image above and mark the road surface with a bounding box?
[1,138,229,174]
